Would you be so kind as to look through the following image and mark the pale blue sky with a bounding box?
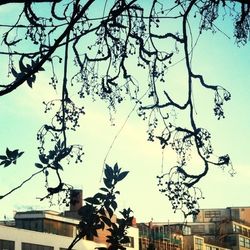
[0,1,250,223]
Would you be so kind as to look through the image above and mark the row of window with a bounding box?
[233,223,250,237]
[195,237,203,250]
[16,219,74,237]
[195,238,225,250]
[0,240,76,250]
[0,238,136,250]
[239,236,250,248]
[204,211,221,218]
[205,247,219,250]
[0,239,14,250]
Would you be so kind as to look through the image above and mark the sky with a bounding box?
[0,1,250,223]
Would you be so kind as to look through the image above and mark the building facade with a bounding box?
[189,207,250,250]
[0,223,106,250]
[0,209,139,250]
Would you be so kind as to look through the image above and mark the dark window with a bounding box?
[22,242,53,250]
[0,239,15,250]
[122,236,134,248]
[204,211,221,218]
[191,225,205,234]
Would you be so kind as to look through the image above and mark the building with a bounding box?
[137,221,231,250]
[194,207,250,225]
[0,189,139,250]
[137,207,250,250]
[15,210,79,237]
[183,235,231,250]
[0,223,105,250]
[188,207,250,250]
[0,209,139,250]
[137,222,185,250]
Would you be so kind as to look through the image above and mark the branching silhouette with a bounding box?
[0,0,249,219]
[68,163,133,250]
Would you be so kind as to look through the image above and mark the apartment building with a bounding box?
[194,207,250,225]
[189,207,250,250]
[137,221,231,250]
[183,235,231,250]
[137,222,186,250]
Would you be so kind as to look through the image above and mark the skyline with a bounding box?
[0,1,250,223]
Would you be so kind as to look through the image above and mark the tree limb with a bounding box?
[0,0,95,96]
[0,0,61,5]
[0,169,44,200]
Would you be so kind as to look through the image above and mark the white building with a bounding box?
[0,223,106,250]
[0,209,139,250]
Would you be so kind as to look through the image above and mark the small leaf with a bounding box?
[0,155,7,160]
[120,236,130,244]
[94,192,105,200]
[35,163,43,169]
[10,149,19,159]
[117,171,129,181]
[27,74,36,88]
[53,162,63,170]
[106,207,113,218]
[6,148,12,159]
[114,162,119,173]
[4,160,12,168]
[85,197,101,205]
[111,201,117,211]
[100,187,109,193]
[18,151,24,158]
[101,216,112,227]
[19,59,27,72]
[104,178,112,189]
[39,154,48,164]
[104,165,113,179]
[48,150,56,159]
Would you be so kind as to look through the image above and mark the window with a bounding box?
[0,239,15,250]
[22,242,53,250]
[122,237,134,248]
[239,236,245,247]
[192,225,205,234]
[243,227,248,236]
[195,237,203,250]
[235,225,242,234]
[204,211,221,218]
[208,224,215,234]
[245,238,250,248]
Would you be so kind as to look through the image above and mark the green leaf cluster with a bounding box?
[76,163,132,250]
[0,148,24,168]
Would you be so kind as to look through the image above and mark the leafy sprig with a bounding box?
[0,148,24,167]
